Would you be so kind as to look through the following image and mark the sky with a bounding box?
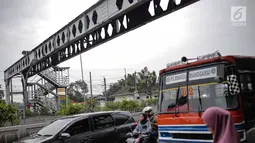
[0,0,254,102]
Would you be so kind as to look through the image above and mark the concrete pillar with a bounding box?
[10,78,13,103]
[5,79,10,104]
[55,89,60,110]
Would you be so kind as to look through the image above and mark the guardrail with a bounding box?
[0,112,141,143]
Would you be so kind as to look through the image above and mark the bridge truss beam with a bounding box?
[4,0,199,81]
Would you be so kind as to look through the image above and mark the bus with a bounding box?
[157,51,255,143]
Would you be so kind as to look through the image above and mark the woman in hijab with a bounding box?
[133,113,152,134]
[130,113,152,143]
[202,107,240,143]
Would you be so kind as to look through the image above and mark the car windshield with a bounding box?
[159,64,239,113]
[37,118,75,136]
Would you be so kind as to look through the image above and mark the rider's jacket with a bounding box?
[133,119,152,134]
[149,115,158,132]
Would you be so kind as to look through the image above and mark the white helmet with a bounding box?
[142,106,153,113]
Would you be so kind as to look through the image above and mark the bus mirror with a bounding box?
[215,76,224,83]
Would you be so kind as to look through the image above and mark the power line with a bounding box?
[69,75,123,81]
[69,68,141,71]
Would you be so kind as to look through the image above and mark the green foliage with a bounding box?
[94,106,103,112]
[104,83,122,99]
[56,98,157,116]
[104,67,158,98]
[147,98,158,105]
[0,100,20,127]
[39,106,51,115]
[57,104,84,115]
[119,99,140,112]
[84,99,97,112]
[68,104,84,115]
[137,70,157,98]
[102,98,157,112]
[57,105,69,115]
[25,109,34,117]
[67,80,89,102]
[105,101,121,111]
[140,100,147,108]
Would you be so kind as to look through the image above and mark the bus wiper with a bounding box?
[174,86,180,117]
[198,86,202,117]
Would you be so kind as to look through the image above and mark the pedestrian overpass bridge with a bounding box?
[3,0,199,106]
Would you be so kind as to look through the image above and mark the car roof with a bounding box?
[59,111,131,120]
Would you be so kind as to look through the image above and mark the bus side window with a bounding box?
[240,74,253,92]
[240,73,255,130]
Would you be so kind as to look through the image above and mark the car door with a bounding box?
[59,118,94,143]
[111,112,136,142]
[90,114,118,143]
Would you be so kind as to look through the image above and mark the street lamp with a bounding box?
[20,59,37,124]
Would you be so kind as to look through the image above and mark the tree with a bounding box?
[104,82,122,99]
[84,99,97,112]
[0,100,20,127]
[67,80,89,102]
[104,67,158,98]
[137,68,157,98]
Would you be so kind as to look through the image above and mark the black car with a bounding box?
[20,111,137,143]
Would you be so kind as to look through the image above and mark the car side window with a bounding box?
[92,114,114,130]
[64,118,90,136]
[112,113,131,126]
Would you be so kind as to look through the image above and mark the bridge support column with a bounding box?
[10,79,13,103]
[55,95,60,110]
[5,79,10,104]
[20,73,28,124]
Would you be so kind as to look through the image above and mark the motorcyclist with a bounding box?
[142,107,158,138]
[133,113,152,134]
[127,113,152,143]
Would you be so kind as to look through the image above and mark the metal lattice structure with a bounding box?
[27,66,70,112]
[4,0,199,103]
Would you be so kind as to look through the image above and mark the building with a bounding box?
[73,94,106,107]
[110,89,159,102]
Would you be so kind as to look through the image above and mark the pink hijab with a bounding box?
[201,107,240,143]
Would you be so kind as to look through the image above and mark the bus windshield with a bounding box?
[159,64,239,113]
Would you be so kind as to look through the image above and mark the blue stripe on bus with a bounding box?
[158,123,244,132]
[159,139,212,143]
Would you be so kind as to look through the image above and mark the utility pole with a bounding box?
[134,71,137,91]
[103,77,107,101]
[124,68,127,88]
[80,54,85,102]
[89,72,93,98]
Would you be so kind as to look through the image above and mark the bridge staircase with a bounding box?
[28,66,70,113]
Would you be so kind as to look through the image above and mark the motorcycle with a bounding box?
[126,132,157,143]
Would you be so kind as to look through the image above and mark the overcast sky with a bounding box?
[0,0,254,102]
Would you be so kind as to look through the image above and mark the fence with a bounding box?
[0,112,141,143]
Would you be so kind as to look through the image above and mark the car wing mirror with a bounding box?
[60,133,71,139]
